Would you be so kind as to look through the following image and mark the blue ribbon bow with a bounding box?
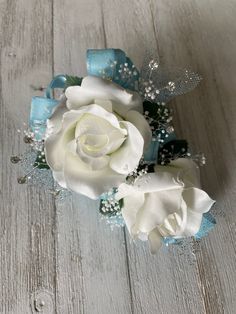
[30,49,139,139]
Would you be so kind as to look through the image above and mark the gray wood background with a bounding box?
[0,0,236,313]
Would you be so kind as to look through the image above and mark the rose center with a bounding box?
[77,133,110,157]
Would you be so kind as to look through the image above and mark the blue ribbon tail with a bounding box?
[30,75,67,140]
[194,212,216,240]
[30,97,59,140]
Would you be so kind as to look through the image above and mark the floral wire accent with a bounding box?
[11,49,216,253]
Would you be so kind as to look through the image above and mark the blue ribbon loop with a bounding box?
[30,49,140,140]
[87,49,139,90]
[45,74,67,99]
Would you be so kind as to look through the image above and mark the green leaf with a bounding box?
[143,101,172,129]
[34,152,50,169]
[65,75,83,88]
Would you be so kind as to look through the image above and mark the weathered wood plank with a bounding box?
[0,0,56,313]
[151,1,236,313]
[53,1,132,313]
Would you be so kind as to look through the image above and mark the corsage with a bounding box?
[12,49,215,253]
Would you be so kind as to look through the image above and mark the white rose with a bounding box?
[45,76,151,199]
[116,158,215,253]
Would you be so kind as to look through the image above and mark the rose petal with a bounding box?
[182,209,204,236]
[121,192,145,234]
[53,170,67,188]
[63,151,126,199]
[148,228,163,254]
[109,121,144,175]
[45,104,125,172]
[76,138,110,170]
[116,172,181,200]
[124,110,152,151]
[45,109,83,171]
[182,187,215,214]
[156,158,201,188]
[75,112,126,150]
[132,189,184,235]
[45,96,68,138]
[74,105,124,137]
[158,199,187,237]
[94,99,113,112]
[65,76,143,117]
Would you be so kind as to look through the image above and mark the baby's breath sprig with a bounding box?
[99,188,123,216]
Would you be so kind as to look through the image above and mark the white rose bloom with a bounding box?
[45,76,151,199]
[116,158,215,253]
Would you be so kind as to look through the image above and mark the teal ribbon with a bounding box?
[30,96,59,139]
[87,49,139,90]
[144,132,176,163]
[45,74,67,99]
[195,212,216,240]
[30,75,67,139]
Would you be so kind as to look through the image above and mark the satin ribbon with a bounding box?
[30,75,67,139]
[87,49,139,90]
[144,132,176,163]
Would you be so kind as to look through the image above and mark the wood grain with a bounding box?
[0,0,56,313]
[0,0,236,313]
[151,1,236,313]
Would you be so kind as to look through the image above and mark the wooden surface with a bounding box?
[0,0,236,313]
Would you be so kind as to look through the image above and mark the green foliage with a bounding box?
[34,152,50,169]
[143,101,172,130]
[65,75,83,88]
[158,139,189,165]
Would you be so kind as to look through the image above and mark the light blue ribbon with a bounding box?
[45,74,67,99]
[195,212,216,240]
[144,132,176,163]
[30,75,67,139]
[30,49,139,139]
[30,96,59,139]
[87,49,139,90]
